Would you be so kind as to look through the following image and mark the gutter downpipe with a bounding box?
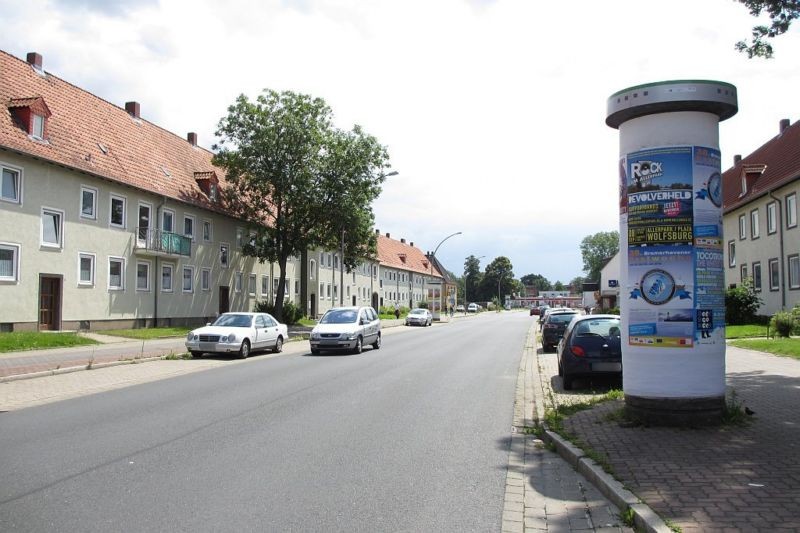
[154,196,168,327]
[769,190,786,309]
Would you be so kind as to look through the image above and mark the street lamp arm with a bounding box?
[432,231,462,258]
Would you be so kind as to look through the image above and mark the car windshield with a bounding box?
[409,309,426,315]
[320,309,359,324]
[574,318,621,337]
[212,314,253,328]
[548,313,578,324]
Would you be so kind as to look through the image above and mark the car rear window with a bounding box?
[548,313,578,324]
[574,318,621,337]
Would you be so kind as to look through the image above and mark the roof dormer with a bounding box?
[194,171,219,200]
[8,96,52,140]
[739,164,767,197]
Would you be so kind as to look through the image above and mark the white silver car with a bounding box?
[310,306,381,354]
[185,312,288,359]
[405,308,432,327]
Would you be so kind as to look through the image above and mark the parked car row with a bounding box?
[556,314,622,390]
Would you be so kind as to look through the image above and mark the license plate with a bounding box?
[199,342,217,351]
[592,362,622,372]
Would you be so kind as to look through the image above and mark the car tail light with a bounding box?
[570,345,586,357]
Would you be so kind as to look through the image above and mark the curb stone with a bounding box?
[0,355,166,383]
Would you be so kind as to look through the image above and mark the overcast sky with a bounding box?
[2,0,798,283]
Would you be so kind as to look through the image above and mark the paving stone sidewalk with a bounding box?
[537,343,800,533]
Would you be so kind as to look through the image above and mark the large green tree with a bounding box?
[735,0,800,58]
[214,90,389,319]
[520,273,552,292]
[463,255,484,303]
[479,257,515,302]
[580,231,620,282]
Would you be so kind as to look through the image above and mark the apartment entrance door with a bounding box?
[39,275,62,331]
[219,286,230,315]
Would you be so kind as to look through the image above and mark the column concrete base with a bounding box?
[625,394,725,427]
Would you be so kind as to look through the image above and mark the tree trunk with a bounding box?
[273,254,289,321]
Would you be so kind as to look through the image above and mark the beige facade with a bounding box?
[306,250,379,317]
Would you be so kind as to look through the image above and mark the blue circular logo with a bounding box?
[640,269,675,305]
[707,172,722,207]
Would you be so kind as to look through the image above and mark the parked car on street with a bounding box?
[405,308,433,327]
[541,309,580,352]
[529,307,540,316]
[309,306,381,354]
[185,312,288,359]
[456,304,465,313]
[467,303,479,313]
[557,314,622,390]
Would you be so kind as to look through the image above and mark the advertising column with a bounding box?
[606,80,737,425]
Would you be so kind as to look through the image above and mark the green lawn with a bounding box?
[729,337,800,360]
[297,318,317,327]
[0,332,99,353]
[102,327,193,340]
[726,324,770,339]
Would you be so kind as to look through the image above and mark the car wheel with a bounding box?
[311,348,321,355]
[563,376,573,391]
[427,319,432,326]
[238,339,250,359]
[190,351,202,359]
[372,333,381,350]
[274,336,283,353]
[352,336,363,354]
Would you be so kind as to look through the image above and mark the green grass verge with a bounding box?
[0,332,99,353]
[101,327,193,340]
[726,324,770,339]
[297,318,317,327]
[729,337,800,360]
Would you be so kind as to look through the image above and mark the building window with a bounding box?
[203,220,212,242]
[183,215,195,241]
[1,165,22,204]
[327,253,332,267]
[295,279,300,295]
[789,255,800,290]
[334,255,339,269]
[738,214,746,240]
[236,228,244,249]
[201,268,210,291]
[235,271,242,293]
[333,285,338,301]
[220,243,229,268]
[751,209,759,239]
[249,274,256,296]
[740,264,748,283]
[78,253,95,286]
[767,202,777,234]
[261,275,269,296]
[162,209,175,233]
[319,282,324,298]
[769,258,780,291]
[752,262,762,291]
[32,114,45,139]
[787,193,797,228]
[273,277,279,294]
[136,261,150,291]
[161,264,174,292]
[310,259,316,280]
[183,266,195,293]
[110,194,126,228]
[326,283,331,299]
[0,243,20,282]
[41,207,64,248]
[80,186,97,219]
[109,257,125,291]
[728,240,735,268]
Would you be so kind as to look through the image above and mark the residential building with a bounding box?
[375,232,445,311]
[0,50,299,331]
[722,118,800,316]
[307,248,379,318]
[597,253,621,310]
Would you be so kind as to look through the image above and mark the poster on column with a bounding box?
[623,146,724,349]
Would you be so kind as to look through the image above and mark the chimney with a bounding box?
[780,118,790,134]
[734,154,742,165]
[375,229,380,235]
[400,238,406,244]
[125,101,140,119]
[26,52,43,70]
[410,242,414,247]
[386,232,391,238]
[187,132,198,146]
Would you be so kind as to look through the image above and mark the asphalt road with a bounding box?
[0,312,531,532]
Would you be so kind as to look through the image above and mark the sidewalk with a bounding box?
[535,341,800,532]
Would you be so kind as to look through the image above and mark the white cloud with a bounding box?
[2,0,798,282]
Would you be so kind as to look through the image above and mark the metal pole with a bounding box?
[340,226,344,306]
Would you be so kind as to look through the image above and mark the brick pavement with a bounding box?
[537,342,800,533]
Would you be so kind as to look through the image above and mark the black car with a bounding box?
[541,310,579,352]
[557,315,622,390]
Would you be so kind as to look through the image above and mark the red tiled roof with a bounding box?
[722,119,800,213]
[0,50,229,214]
[376,234,443,278]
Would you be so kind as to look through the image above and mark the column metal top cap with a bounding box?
[606,79,738,129]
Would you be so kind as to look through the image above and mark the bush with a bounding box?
[725,279,762,325]
[253,299,304,325]
[771,311,795,337]
[417,301,428,309]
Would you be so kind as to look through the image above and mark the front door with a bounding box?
[39,276,61,331]
[310,294,316,318]
[219,286,230,315]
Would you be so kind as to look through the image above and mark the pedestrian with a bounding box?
[394,303,400,320]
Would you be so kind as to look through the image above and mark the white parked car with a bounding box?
[310,306,381,354]
[467,303,479,313]
[185,312,288,359]
[405,308,432,327]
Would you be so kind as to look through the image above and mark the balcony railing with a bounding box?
[135,227,191,257]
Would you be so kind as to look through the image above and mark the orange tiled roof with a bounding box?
[376,233,443,278]
[722,119,800,213]
[0,50,229,214]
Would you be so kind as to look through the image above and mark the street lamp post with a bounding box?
[427,231,462,318]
